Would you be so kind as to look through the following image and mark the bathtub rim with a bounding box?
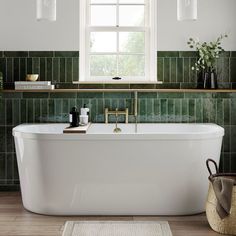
[13,123,224,141]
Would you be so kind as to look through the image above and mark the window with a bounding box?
[79,0,157,82]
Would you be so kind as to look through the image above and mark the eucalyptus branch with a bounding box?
[187,34,228,72]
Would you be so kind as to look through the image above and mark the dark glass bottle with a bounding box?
[69,107,79,127]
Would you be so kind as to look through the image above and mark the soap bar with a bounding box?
[63,123,91,134]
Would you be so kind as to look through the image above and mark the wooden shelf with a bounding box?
[1,89,236,93]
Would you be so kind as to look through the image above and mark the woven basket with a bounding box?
[206,159,236,235]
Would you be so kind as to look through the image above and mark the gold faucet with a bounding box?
[105,108,129,124]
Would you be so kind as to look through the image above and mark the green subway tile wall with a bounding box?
[0,51,236,190]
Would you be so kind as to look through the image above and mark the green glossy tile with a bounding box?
[55,51,79,57]
[189,58,197,83]
[138,92,157,99]
[13,99,20,125]
[23,92,49,99]
[6,100,13,125]
[0,153,6,180]
[6,58,13,82]
[66,58,73,82]
[0,58,6,82]
[164,58,170,83]
[183,58,190,82]
[231,153,236,173]
[216,99,224,125]
[72,58,79,81]
[160,99,168,122]
[157,51,179,57]
[39,58,46,81]
[179,51,198,57]
[174,99,181,122]
[32,58,40,74]
[224,99,232,125]
[79,84,104,89]
[177,58,183,82]
[13,58,20,81]
[223,126,230,153]
[180,82,196,89]
[34,99,41,122]
[104,84,129,89]
[139,99,147,122]
[29,51,54,57]
[181,99,188,123]
[104,92,131,99]
[203,99,216,123]
[184,92,212,99]
[0,127,6,152]
[26,58,32,74]
[50,92,77,99]
[19,58,27,81]
[53,58,60,83]
[157,58,164,81]
[6,126,14,153]
[0,99,5,125]
[20,100,27,123]
[219,51,230,58]
[130,84,156,89]
[77,92,103,99]
[46,58,53,81]
[13,155,19,182]
[4,51,28,57]
[195,99,203,122]
[59,58,66,83]
[157,92,184,99]
[170,58,177,82]
[230,57,236,82]
[219,153,230,173]
[6,153,14,183]
[231,51,236,57]
[54,99,63,122]
[146,99,154,122]
[156,83,180,89]
[41,100,49,122]
[188,99,196,122]
[167,99,174,122]
[231,126,236,153]
[27,99,34,123]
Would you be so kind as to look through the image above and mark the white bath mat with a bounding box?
[62,221,172,236]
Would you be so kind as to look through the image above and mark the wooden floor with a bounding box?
[0,192,221,236]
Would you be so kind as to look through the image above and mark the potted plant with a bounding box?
[187,34,228,89]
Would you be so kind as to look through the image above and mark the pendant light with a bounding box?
[37,0,56,21]
[177,0,197,21]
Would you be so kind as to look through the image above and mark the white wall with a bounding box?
[0,0,80,50]
[0,0,235,51]
[157,0,236,50]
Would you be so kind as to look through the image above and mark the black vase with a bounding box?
[203,71,218,89]
[197,71,205,89]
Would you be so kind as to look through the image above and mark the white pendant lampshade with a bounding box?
[37,0,56,21]
[177,0,197,21]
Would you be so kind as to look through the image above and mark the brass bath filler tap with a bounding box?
[104,108,129,133]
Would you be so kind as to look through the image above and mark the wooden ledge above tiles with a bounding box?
[2,89,236,93]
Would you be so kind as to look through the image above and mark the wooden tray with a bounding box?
[63,123,91,134]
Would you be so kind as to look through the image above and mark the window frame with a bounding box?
[79,0,157,82]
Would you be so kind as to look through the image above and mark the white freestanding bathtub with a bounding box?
[13,123,224,216]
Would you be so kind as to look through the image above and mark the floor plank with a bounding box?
[0,192,220,236]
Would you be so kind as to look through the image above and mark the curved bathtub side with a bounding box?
[14,129,223,216]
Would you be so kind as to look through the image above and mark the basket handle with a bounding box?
[206,159,219,176]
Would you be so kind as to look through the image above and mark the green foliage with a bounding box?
[187,34,228,72]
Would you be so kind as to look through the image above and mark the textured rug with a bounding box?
[62,221,172,236]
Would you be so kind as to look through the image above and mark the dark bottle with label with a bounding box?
[69,107,79,127]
